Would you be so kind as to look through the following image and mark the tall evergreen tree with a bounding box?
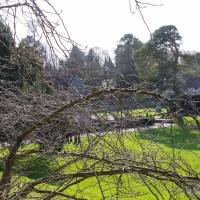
[70,45,86,68]
[0,18,13,65]
[134,25,182,94]
[179,51,200,80]
[0,18,16,82]
[16,39,44,91]
[21,35,47,62]
[115,34,143,87]
[85,48,102,87]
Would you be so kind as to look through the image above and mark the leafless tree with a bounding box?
[0,1,199,199]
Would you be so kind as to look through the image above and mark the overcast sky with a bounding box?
[50,0,200,56]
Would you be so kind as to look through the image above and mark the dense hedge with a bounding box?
[179,94,200,115]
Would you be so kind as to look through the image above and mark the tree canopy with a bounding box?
[115,34,143,87]
[133,25,184,94]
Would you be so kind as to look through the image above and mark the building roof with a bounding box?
[186,77,200,88]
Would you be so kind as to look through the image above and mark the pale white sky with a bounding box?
[52,0,200,56]
[16,0,200,57]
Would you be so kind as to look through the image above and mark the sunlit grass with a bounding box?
[56,126,200,199]
[183,116,200,126]
[95,107,167,117]
[0,122,199,199]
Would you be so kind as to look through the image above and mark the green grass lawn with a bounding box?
[0,124,199,199]
[183,115,200,126]
[1,106,198,199]
[59,126,200,199]
[94,107,167,118]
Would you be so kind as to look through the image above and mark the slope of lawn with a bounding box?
[31,126,200,198]
[47,126,198,199]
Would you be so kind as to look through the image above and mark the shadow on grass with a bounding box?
[139,125,200,151]
[13,155,55,180]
